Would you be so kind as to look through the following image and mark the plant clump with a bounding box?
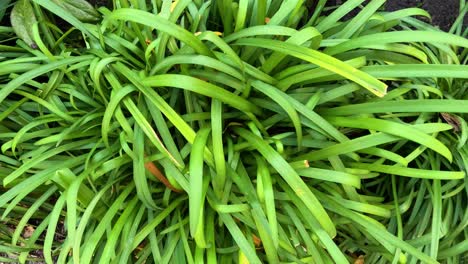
[0,0,467,263]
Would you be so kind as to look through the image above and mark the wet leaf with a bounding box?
[354,255,365,264]
[10,0,37,48]
[52,0,100,22]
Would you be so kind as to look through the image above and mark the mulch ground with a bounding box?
[385,0,462,31]
[329,0,464,31]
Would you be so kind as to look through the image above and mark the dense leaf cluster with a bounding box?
[0,0,467,263]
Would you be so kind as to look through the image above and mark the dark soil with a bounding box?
[386,0,461,31]
[332,0,464,31]
[88,0,113,8]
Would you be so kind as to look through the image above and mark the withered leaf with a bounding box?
[441,113,461,132]
[354,255,365,264]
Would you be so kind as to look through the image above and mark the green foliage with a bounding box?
[10,0,37,48]
[0,0,467,263]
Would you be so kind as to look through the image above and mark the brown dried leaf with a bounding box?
[441,113,461,132]
[252,234,262,248]
[354,255,365,264]
[23,225,35,238]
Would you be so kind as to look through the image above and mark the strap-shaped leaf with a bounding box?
[234,127,336,238]
[235,38,387,96]
[327,116,453,161]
